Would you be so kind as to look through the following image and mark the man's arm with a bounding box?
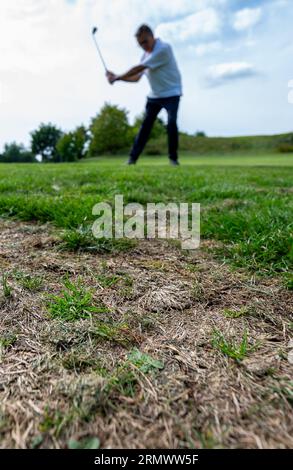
[107,65,146,84]
[119,73,143,83]
[116,64,146,81]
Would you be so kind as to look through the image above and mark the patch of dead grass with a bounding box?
[0,219,292,449]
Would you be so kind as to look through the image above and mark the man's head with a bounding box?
[135,24,156,52]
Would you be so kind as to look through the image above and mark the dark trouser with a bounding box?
[130,95,180,162]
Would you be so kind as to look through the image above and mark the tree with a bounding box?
[56,126,88,162]
[0,142,36,163]
[132,114,166,140]
[88,103,132,156]
[195,131,206,138]
[31,123,62,162]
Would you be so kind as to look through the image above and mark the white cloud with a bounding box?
[0,0,84,73]
[233,7,262,32]
[206,62,257,86]
[156,8,221,42]
[193,41,222,57]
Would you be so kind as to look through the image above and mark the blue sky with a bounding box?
[0,0,292,151]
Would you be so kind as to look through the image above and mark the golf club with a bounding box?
[92,26,108,72]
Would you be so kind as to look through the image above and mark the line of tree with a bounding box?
[0,103,167,163]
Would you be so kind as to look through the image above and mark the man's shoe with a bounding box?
[126,159,136,165]
[169,159,180,166]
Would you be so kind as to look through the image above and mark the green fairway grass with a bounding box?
[85,152,293,167]
[0,153,292,276]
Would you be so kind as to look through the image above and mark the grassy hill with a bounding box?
[145,131,293,155]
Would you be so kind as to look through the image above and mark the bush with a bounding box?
[144,145,164,156]
[56,126,88,162]
[195,131,206,137]
[0,142,36,163]
[277,143,293,153]
[281,133,293,145]
[31,123,62,162]
[133,114,166,140]
[89,103,132,155]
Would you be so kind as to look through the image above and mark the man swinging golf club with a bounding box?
[106,24,182,166]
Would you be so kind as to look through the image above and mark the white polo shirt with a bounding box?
[140,38,182,99]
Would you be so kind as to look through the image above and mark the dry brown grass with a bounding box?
[0,219,292,449]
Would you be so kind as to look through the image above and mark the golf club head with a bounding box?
[92,26,97,35]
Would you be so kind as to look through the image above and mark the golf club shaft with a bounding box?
[93,35,107,72]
